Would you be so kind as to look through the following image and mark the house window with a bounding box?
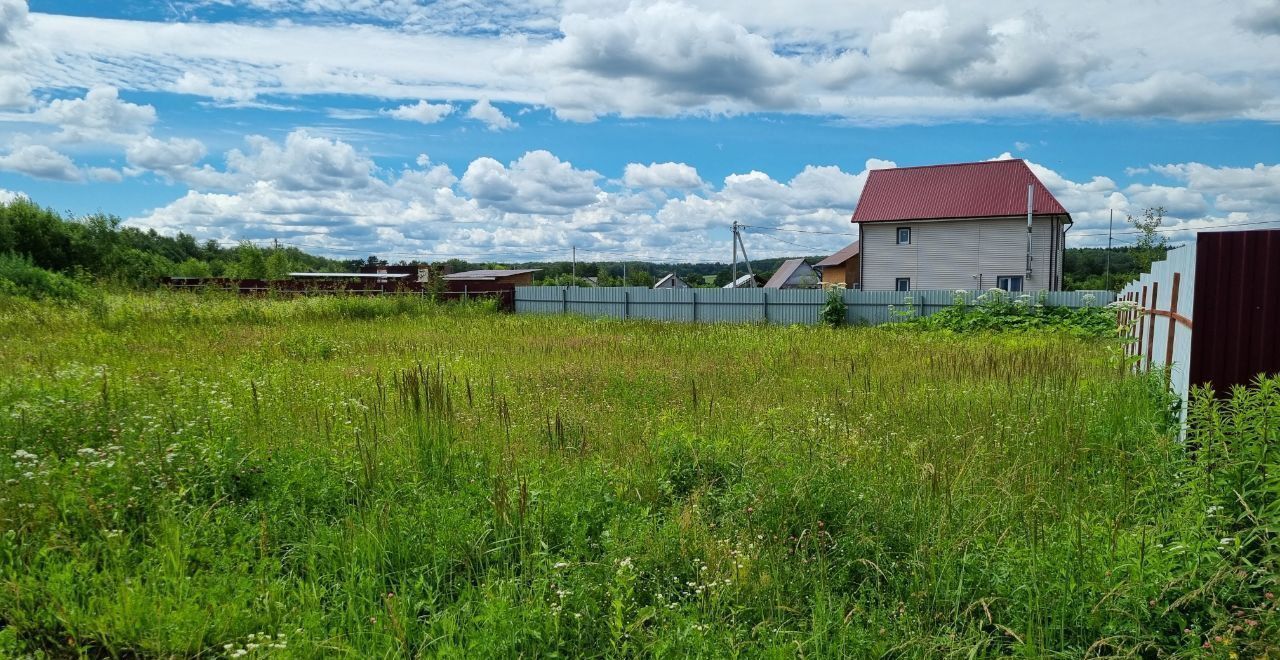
[895,277,911,292]
[996,275,1024,292]
[896,227,911,244]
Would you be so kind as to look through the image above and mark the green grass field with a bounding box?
[1,293,1276,657]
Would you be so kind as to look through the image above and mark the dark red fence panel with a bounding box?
[1189,229,1280,393]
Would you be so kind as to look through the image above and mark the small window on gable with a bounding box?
[996,275,1024,292]
[896,227,911,245]
[895,277,911,292]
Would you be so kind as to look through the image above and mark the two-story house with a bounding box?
[851,159,1071,292]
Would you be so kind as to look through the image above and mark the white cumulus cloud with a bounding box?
[0,74,31,108]
[0,0,28,47]
[384,99,455,124]
[466,98,515,130]
[126,135,208,174]
[0,144,81,181]
[33,86,157,143]
[461,150,599,214]
[623,162,703,189]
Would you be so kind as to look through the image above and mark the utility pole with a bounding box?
[622,261,627,286]
[731,222,756,286]
[1025,184,1034,278]
[571,246,576,285]
[731,221,739,287]
[1105,209,1114,291]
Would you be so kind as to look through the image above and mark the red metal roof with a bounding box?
[850,159,1069,224]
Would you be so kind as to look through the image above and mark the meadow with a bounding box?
[0,293,1276,657]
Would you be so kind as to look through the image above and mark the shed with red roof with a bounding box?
[850,159,1071,292]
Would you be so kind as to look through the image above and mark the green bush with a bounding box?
[905,288,1114,336]
[0,253,90,302]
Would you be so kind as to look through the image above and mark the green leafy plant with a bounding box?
[0,252,91,302]
[819,286,846,327]
[903,288,1115,336]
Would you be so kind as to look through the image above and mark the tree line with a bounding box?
[0,197,347,285]
[3,195,1172,294]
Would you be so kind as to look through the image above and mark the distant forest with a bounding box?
[3,197,1167,292]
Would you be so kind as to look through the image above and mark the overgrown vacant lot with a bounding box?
[1,294,1276,657]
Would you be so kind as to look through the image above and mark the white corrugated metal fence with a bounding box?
[515,287,1115,326]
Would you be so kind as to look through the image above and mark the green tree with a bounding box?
[264,250,294,280]
[174,258,213,278]
[232,243,267,279]
[625,269,654,287]
[1128,206,1169,272]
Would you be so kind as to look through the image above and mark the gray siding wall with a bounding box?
[860,216,1064,291]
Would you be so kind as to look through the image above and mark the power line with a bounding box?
[738,224,859,238]
[1071,217,1280,238]
[743,231,829,253]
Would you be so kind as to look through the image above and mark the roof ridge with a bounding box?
[870,159,1025,173]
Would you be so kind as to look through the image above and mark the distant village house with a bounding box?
[851,159,1070,292]
[723,273,761,288]
[653,273,690,289]
[763,259,820,289]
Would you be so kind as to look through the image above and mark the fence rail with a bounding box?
[515,287,1114,325]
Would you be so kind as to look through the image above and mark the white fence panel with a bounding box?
[516,287,1115,327]
[1119,244,1197,413]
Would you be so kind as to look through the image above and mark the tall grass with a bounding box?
[0,293,1275,656]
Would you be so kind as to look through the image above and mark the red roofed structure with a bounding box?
[850,159,1072,292]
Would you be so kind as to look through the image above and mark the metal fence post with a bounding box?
[1146,281,1159,372]
[562,286,568,313]
[1164,273,1181,380]
[1136,286,1148,369]
[692,291,698,322]
[623,290,629,319]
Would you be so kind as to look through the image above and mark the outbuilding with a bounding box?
[443,269,541,285]
[815,241,860,288]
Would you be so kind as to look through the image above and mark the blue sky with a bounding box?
[1,0,1279,261]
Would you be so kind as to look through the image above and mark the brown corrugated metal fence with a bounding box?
[1188,230,1280,394]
